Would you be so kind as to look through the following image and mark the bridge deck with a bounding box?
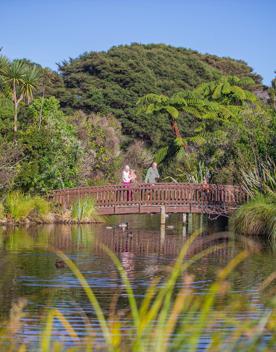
[51,183,247,216]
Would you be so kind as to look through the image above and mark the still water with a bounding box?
[0,214,275,349]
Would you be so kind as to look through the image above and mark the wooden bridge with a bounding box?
[51,183,247,216]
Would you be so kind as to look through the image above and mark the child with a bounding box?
[130,169,137,183]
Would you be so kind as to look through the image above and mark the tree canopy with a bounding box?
[53,44,262,148]
[0,44,274,192]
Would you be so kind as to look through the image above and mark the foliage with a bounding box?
[239,158,276,197]
[54,44,261,147]
[0,139,22,193]
[1,233,275,351]
[0,56,41,132]
[0,46,274,193]
[165,160,210,183]
[137,91,211,146]
[4,191,49,221]
[71,111,122,185]
[231,193,276,238]
[71,197,100,223]
[138,78,272,184]
[194,75,257,105]
[124,140,153,180]
[15,97,81,193]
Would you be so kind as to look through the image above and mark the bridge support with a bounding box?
[182,213,188,225]
[160,206,166,225]
[160,225,165,245]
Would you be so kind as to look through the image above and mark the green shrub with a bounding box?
[71,197,100,222]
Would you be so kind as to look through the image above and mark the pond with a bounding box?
[0,214,275,350]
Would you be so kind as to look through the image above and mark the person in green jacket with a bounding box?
[145,162,160,183]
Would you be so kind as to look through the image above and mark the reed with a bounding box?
[71,197,101,223]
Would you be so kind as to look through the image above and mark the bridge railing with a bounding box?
[51,183,247,213]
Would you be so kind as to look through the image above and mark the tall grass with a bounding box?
[231,193,276,238]
[32,195,50,216]
[240,158,276,197]
[5,191,50,221]
[232,159,276,238]
[71,197,101,223]
[1,232,275,351]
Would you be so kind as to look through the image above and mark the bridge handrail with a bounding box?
[51,183,248,212]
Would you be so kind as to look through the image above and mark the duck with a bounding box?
[127,231,133,238]
[118,222,128,229]
[55,259,66,269]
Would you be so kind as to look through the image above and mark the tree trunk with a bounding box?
[170,119,186,149]
[14,103,18,133]
[171,119,182,139]
[12,82,18,134]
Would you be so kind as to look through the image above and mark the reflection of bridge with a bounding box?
[52,183,247,216]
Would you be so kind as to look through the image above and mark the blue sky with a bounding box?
[1,0,275,85]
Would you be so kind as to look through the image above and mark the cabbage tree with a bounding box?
[0,57,41,133]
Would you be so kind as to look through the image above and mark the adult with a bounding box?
[145,162,160,184]
[122,165,133,201]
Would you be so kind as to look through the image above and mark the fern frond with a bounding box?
[154,146,169,164]
[165,105,179,119]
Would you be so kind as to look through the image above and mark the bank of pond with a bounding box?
[0,190,275,239]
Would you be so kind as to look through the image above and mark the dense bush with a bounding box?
[54,44,262,147]
[0,44,275,193]
[71,111,122,185]
[16,97,81,193]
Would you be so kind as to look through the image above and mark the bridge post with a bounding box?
[160,225,165,245]
[187,213,193,234]
[182,213,188,225]
[182,224,187,237]
[160,205,166,225]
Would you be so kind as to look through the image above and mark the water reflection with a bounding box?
[0,214,275,347]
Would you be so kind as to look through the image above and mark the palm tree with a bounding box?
[0,57,41,133]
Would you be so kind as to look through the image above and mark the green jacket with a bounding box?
[145,167,160,183]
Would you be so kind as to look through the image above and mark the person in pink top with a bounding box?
[122,165,131,185]
[122,165,134,201]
